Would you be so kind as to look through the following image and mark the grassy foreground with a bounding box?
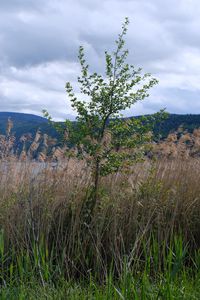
[1,272,200,299]
[0,158,200,299]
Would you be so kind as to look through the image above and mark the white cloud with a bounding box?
[0,0,200,119]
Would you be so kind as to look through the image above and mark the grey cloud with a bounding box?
[0,0,200,119]
[0,12,80,67]
[0,0,191,68]
[143,87,200,114]
[0,0,47,12]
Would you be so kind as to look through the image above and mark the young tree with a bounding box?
[44,18,165,205]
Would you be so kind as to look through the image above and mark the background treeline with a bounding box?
[1,112,200,140]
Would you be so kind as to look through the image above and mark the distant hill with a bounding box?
[1,111,200,141]
[1,111,200,161]
[0,112,58,139]
[154,114,200,138]
[0,112,47,124]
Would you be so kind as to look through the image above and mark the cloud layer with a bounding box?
[0,0,200,119]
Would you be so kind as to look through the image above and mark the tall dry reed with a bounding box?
[0,158,200,282]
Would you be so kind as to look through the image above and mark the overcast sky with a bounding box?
[0,0,200,120]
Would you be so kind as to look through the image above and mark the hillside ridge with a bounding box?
[1,111,200,161]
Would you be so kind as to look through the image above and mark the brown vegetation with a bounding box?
[0,157,200,280]
[152,128,200,159]
[2,117,200,162]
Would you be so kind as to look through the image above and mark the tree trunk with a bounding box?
[80,158,100,226]
[94,158,100,205]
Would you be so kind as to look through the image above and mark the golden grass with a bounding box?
[0,158,200,279]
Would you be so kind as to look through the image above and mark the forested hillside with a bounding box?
[0,112,57,139]
[1,112,200,161]
[1,112,200,139]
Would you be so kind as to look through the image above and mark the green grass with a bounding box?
[1,233,200,299]
[1,272,200,299]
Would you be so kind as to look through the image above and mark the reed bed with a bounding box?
[0,158,200,298]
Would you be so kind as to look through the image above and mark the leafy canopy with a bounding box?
[44,18,165,176]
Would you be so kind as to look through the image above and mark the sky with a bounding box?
[0,0,200,120]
